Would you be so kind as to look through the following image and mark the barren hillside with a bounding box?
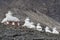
[0,0,60,30]
[0,0,60,40]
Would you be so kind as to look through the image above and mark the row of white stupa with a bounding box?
[1,11,59,34]
[22,17,59,34]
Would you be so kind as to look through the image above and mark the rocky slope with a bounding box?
[0,0,60,29]
[0,23,60,40]
[0,0,60,40]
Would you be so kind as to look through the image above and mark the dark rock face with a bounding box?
[45,0,60,22]
[21,0,60,22]
[0,23,60,40]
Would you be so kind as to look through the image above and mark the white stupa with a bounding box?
[36,23,42,31]
[22,17,30,27]
[1,11,20,25]
[52,27,59,34]
[22,17,35,28]
[45,26,52,33]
